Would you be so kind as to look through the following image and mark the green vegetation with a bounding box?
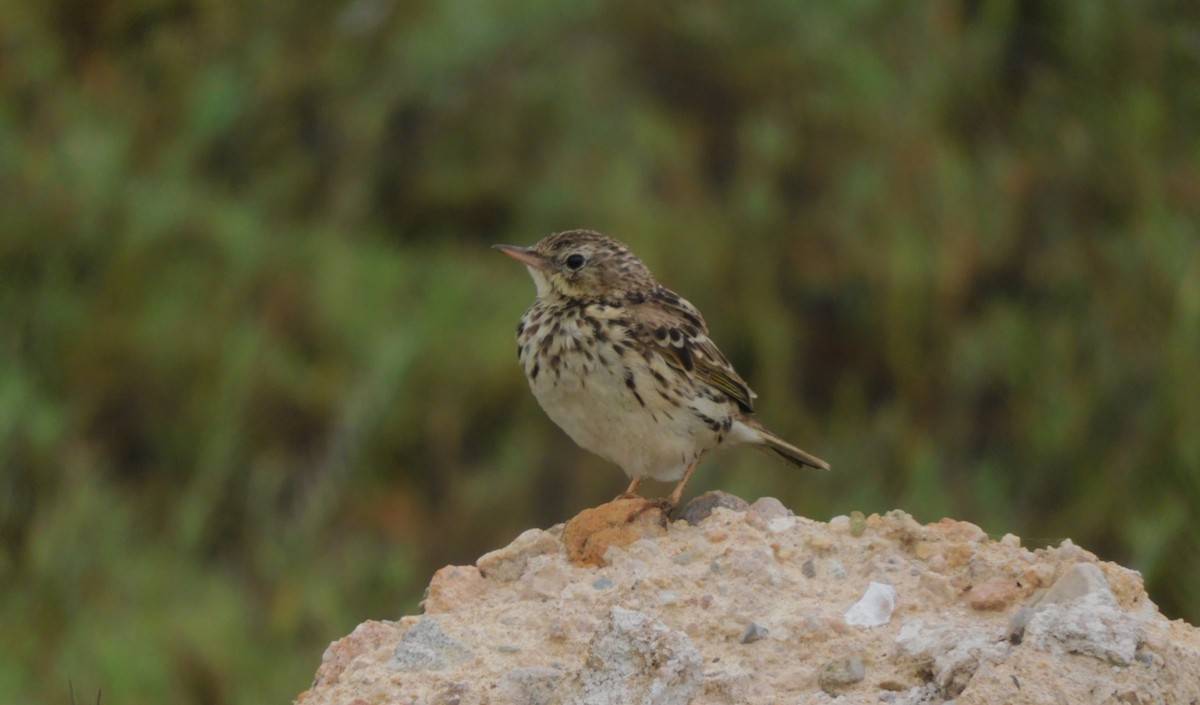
[2,2,1198,703]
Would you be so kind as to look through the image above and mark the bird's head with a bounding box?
[495,230,656,302]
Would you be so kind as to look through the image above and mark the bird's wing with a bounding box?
[626,287,757,413]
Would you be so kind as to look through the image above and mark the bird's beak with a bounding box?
[493,244,547,269]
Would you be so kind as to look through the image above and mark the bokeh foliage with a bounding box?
[2,1,1199,703]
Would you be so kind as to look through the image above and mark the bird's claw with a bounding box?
[623,496,675,526]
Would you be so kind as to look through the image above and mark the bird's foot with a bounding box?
[623,496,675,526]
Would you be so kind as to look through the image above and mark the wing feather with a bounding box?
[626,287,757,413]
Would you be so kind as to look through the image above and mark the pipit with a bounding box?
[495,230,829,509]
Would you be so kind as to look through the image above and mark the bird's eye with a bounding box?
[565,254,586,270]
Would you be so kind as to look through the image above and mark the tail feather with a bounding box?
[738,419,830,471]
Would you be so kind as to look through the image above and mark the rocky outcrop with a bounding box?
[294,494,1200,704]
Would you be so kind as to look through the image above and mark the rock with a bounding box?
[966,576,1019,611]
[895,620,1008,696]
[476,528,562,581]
[818,656,866,693]
[295,497,1200,705]
[1022,563,1145,665]
[562,498,667,567]
[308,620,396,691]
[886,683,940,704]
[748,496,790,520]
[746,496,795,532]
[929,517,987,543]
[918,571,956,601]
[845,581,897,627]
[554,606,701,705]
[849,510,868,537]
[390,617,474,672]
[497,667,563,705]
[423,565,487,614]
[739,622,769,644]
[677,490,749,525]
[1041,561,1111,604]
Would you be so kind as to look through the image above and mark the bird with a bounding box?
[495,229,829,510]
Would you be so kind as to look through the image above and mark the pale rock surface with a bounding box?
[295,493,1200,705]
[559,605,702,705]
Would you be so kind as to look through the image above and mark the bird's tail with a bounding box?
[738,419,830,471]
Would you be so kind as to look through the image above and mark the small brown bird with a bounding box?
[496,230,829,509]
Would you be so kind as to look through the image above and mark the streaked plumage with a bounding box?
[496,229,828,508]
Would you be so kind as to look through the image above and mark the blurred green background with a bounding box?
[2,1,1199,703]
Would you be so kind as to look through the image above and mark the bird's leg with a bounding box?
[664,450,707,510]
[614,476,643,501]
[625,451,710,525]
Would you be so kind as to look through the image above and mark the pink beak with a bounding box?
[493,244,547,269]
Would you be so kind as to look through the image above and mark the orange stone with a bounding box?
[563,498,668,567]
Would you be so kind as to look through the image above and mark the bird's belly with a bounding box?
[524,349,724,482]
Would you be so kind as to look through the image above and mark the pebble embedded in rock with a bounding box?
[748,496,791,524]
[739,622,769,644]
[967,577,1019,611]
[849,511,868,537]
[750,496,790,516]
[672,549,697,566]
[677,491,749,525]
[844,582,897,627]
[919,571,956,601]
[563,499,667,567]
[818,656,866,693]
[1039,562,1112,606]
